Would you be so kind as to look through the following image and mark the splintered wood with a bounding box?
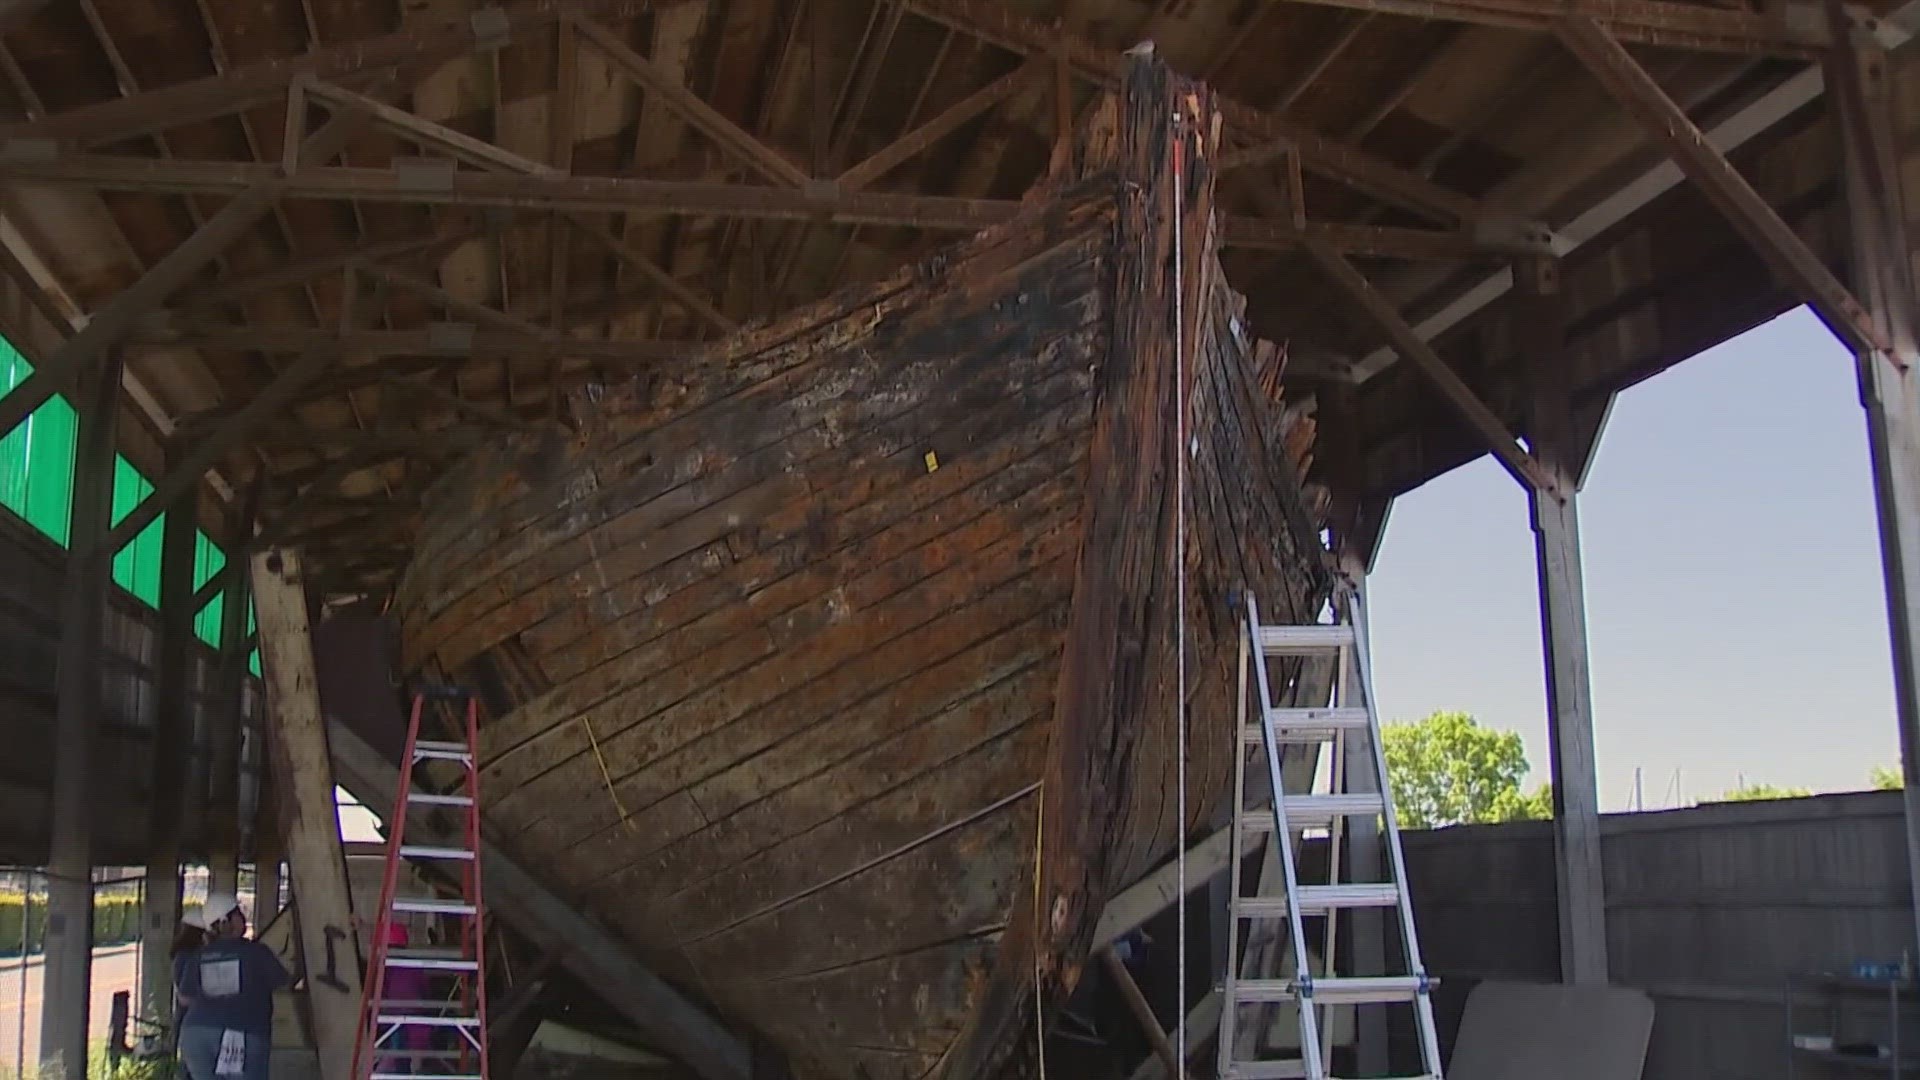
[391,55,1330,1080]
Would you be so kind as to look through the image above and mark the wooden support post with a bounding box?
[138,469,198,1031]
[1519,258,1611,985]
[254,767,285,925]
[206,498,257,897]
[251,547,362,1080]
[1100,947,1195,1080]
[39,349,124,1080]
[1828,12,1920,960]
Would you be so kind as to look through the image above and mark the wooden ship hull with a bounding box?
[392,58,1331,1080]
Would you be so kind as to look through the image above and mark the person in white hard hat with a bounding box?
[173,893,288,1080]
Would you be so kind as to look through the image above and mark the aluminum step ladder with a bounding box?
[350,687,493,1080]
[1217,592,1443,1080]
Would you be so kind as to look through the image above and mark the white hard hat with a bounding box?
[180,905,208,930]
[201,892,242,924]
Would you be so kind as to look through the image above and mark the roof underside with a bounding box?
[0,0,1888,592]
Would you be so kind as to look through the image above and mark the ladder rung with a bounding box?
[1257,624,1354,655]
[413,741,473,761]
[1224,1061,1305,1080]
[386,956,479,972]
[393,896,478,915]
[366,1049,465,1060]
[376,999,461,1010]
[407,791,474,806]
[1244,793,1385,831]
[399,844,476,860]
[1235,975,1427,1005]
[378,1015,481,1027]
[1242,707,1373,745]
[1237,883,1401,918]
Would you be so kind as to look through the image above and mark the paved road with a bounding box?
[0,944,140,1076]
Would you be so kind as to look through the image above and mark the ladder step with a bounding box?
[1235,975,1428,1005]
[386,956,479,972]
[413,741,473,762]
[399,844,476,860]
[366,1049,466,1060]
[1244,793,1385,831]
[393,896,478,915]
[1237,884,1401,918]
[377,999,462,1010]
[1242,707,1373,745]
[378,1015,481,1027]
[406,791,474,806]
[1223,1061,1305,1080]
[1257,624,1355,655]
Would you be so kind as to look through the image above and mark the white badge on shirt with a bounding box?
[200,957,242,998]
[215,1029,246,1076]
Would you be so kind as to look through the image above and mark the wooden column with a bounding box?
[1829,17,1920,958]
[253,768,284,924]
[251,547,362,1080]
[1520,259,1611,985]
[205,502,254,897]
[39,349,124,1079]
[138,470,199,1029]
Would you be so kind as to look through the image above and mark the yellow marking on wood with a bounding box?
[924,450,939,473]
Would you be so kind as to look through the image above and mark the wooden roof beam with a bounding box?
[1557,16,1888,356]
[900,0,1496,227]
[1224,213,1556,260]
[0,0,660,148]
[1270,0,1833,55]
[0,104,379,443]
[571,221,736,332]
[171,232,471,317]
[572,17,812,188]
[837,57,1045,192]
[0,155,1020,230]
[1304,239,1563,496]
[128,324,698,363]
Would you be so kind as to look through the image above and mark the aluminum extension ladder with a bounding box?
[1217,592,1443,1080]
[350,687,494,1080]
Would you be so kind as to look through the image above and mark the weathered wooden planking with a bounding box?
[503,518,1079,866]
[467,341,1099,767]
[396,199,1114,629]
[563,624,1062,896]
[475,427,1089,802]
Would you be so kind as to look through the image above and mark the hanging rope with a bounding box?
[1170,105,1191,1080]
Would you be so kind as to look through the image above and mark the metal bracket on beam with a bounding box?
[393,156,457,191]
[426,321,476,353]
[1473,214,1565,258]
[470,6,512,50]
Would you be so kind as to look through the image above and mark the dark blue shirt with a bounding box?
[173,937,289,1033]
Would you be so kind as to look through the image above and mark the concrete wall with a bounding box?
[0,509,255,864]
[1401,790,1913,1080]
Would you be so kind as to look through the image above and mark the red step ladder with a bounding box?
[350,687,492,1080]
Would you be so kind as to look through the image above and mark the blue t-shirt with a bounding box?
[173,937,289,1033]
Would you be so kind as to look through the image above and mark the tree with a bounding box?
[1871,765,1903,790]
[1381,711,1549,829]
[1717,781,1812,802]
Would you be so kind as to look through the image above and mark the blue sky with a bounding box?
[1366,306,1901,809]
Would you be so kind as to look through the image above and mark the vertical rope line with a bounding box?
[1171,105,1190,1080]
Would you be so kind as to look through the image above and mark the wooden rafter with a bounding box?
[128,324,696,362]
[900,0,1497,226]
[0,0,660,148]
[1556,16,1887,356]
[573,16,812,188]
[1303,239,1561,495]
[837,57,1044,191]
[1268,0,1826,54]
[0,154,1019,229]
